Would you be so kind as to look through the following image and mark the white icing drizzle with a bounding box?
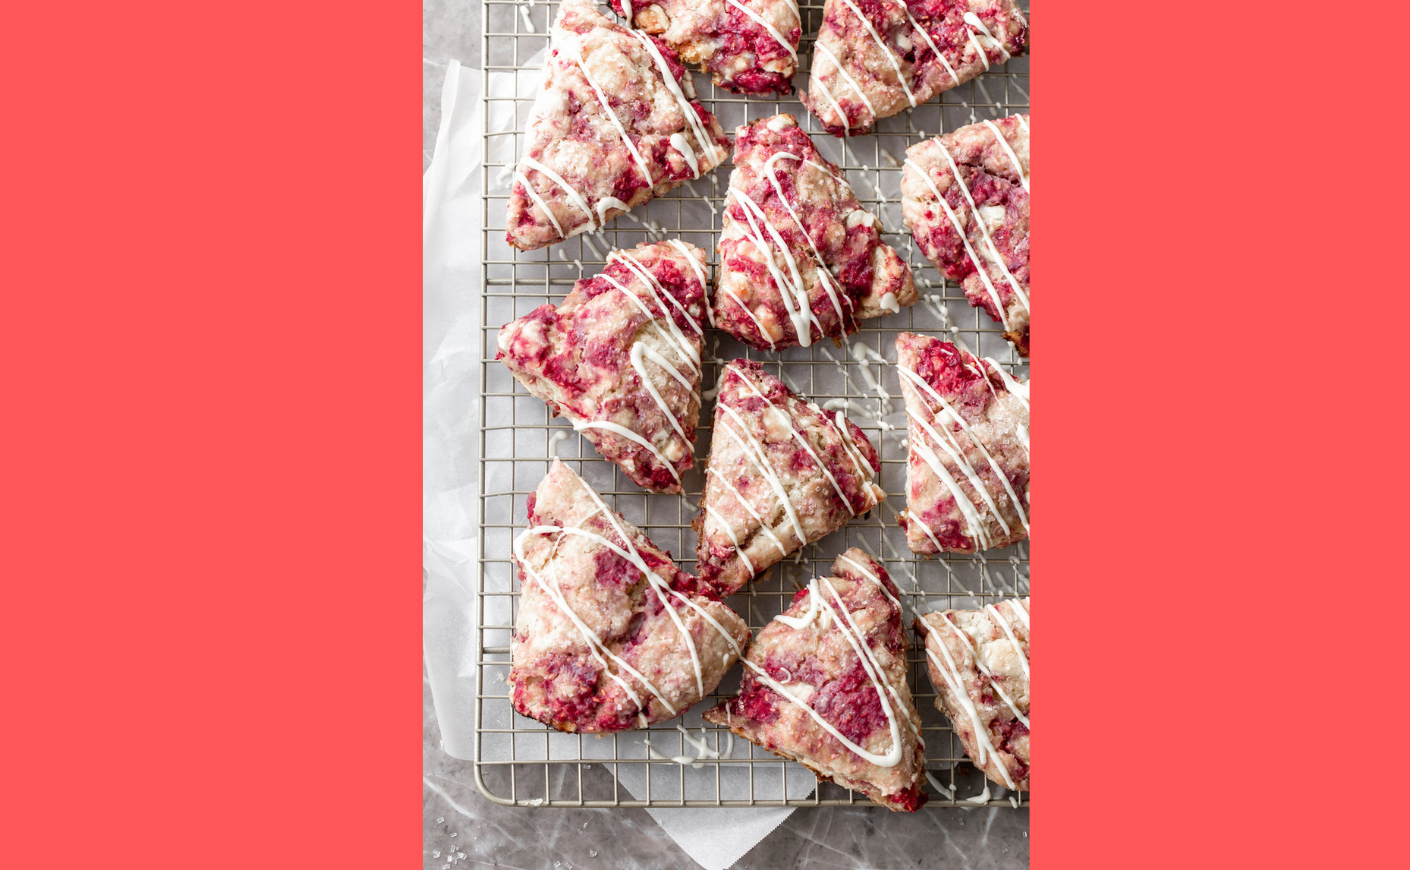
[626,30,714,168]
[548,429,570,456]
[925,771,955,800]
[1015,114,1029,134]
[963,12,1012,62]
[898,370,1012,540]
[670,132,698,176]
[706,466,789,556]
[984,603,1029,679]
[813,41,876,120]
[622,0,632,23]
[1009,596,1029,629]
[879,292,900,313]
[981,119,1028,193]
[830,408,876,476]
[611,249,705,339]
[923,617,1016,789]
[514,171,565,238]
[572,419,682,484]
[704,504,754,574]
[716,404,808,544]
[599,273,701,380]
[809,77,852,136]
[596,195,631,224]
[720,284,776,349]
[745,576,903,767]
[560,40,654,188]
[758,152,851,328]
[666,239,708,293]
[903,158,1011,330]
[726,363,856,516]
[836,0,915,106]
[630,342,691,443]
[929,139,1030,314]
[835,553,900,609]
[905,414,992,550]
[934,610,1028,729]
[729,188,819,346]
[566,483,707,696]
[521,155,595,231]
[515,515,678,714]
[898,361,1030,535]
[903,8,959,86]
[723,0,798,61]
[961,782,992,804]
[983,358,1029,410]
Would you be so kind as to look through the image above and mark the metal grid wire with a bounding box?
[474,0,1030,808]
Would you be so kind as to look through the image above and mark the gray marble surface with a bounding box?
[423,3,1029,866]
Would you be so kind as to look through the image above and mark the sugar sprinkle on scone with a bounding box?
[804,0,1028,136]
[894,333,1029,554]
[704,549,928,811]
[713,114,915,351]
[611,0,801,96]
[694,360,885,596]
[507,0,729,251]
[496,240,710,493]
[902,114,1030,354]
[512,460,750,732]
[915,597,1029,791]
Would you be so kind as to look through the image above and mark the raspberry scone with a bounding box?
[610,0,801,96]
[693,361,885,596]
[804,0,1029,136]
[902,114,1030,353]
[894,333,1028,554]
[507,0,730,251]
[496,241,709,493]
[703,550,928,811]
[915,597,1029,791]
[713,114,916,351]
[512,460,750,732]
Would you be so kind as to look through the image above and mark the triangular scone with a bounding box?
[703,550,927,811]
[902,115,1030,354]
[714,115,915,351]
[512,461,750,733]
[915,597,1029,791]
[496,241,709,493]
[803,0,1028,136]
[894,333,1028,554]
[611,0,801,95]
[693,360,885,596]
[506,0,730,251]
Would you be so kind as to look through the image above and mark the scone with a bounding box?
[704,550,928,811]
[804,0,1028,136]
[894,333,1029,554]
[511,460,750,732]
[694,360,885,596]
[914,596,1029,790]
[496,240,709,493]
[902,114,1030,353]
[611,0,801,95]
[507,0,729,250]
[713,114,915,351]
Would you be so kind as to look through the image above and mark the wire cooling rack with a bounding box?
[474,0,1030,808]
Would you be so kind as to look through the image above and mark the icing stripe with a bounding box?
[836,0,915,106]
[515,171,565,238]
[929,136,1030,314]
[724,0,798,62]
[903,157,1011,330]
[716,404,808,545]
[981,119,1029,193]
[521,155,595,230]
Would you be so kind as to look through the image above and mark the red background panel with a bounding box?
[0,1,421,867]
[3,0,1408,867]
[1038,0,1410,866]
